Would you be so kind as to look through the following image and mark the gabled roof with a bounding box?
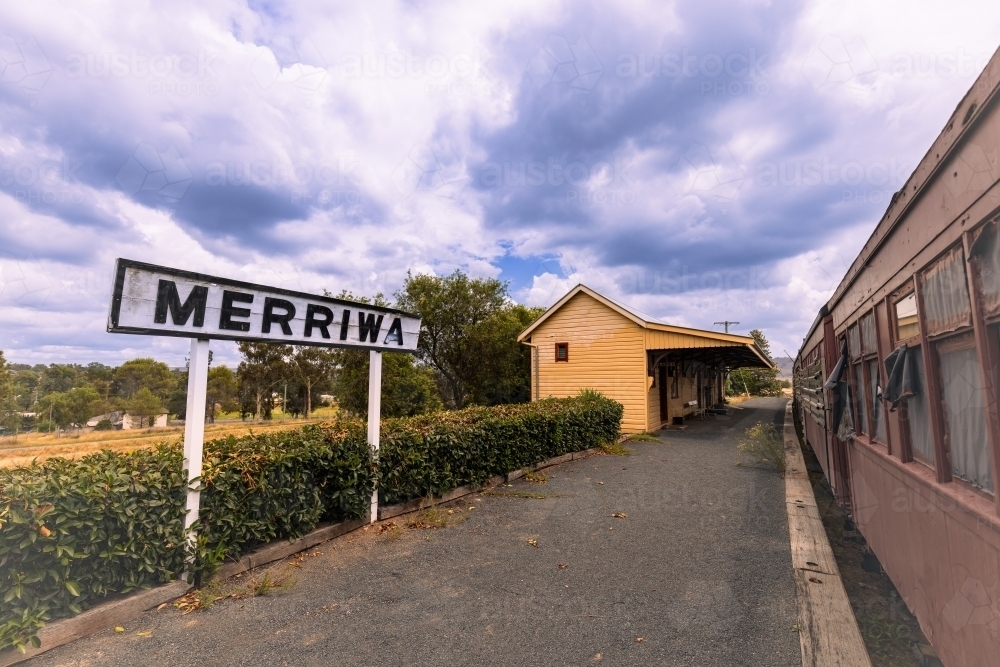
[517,284,774,368]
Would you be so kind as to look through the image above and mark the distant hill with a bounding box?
[772,356,794,380]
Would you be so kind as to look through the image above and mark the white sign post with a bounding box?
[367,350,382,523]
[106,258,420,578]
[181,338,210,581]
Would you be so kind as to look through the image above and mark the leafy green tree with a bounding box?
[35,386,103,430]
[84,362,114,404]
[206,365,239,422]
[395,270,537,408]
[65,386,104,427]
[291,347,335,417]
[113,358,176,402]
[236,342,290,420]
[465,303,545,405]
[10,368,38,411]
[126,387,164,428]
[332,347,442,418]
[39,364,82,395]
[727,329,782,397]
[0,351,21,436]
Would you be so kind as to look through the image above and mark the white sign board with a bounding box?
[107,258,420,352]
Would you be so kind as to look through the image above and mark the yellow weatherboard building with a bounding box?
[518,285,773,433]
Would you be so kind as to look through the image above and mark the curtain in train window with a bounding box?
[919,245,972,336]
[905,348,935,465]
[860,313,877,355]
[971,219,1000,318]
[867,359,887,442]
[848,324,861,360]
[937,335,993,492]
[853,362,868,434]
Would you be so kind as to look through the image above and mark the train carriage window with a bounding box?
[860,312,877,355]
[919,245,972,336]
[905,348,936,465]
[848,324,861,360]
[936,333,993,492]
[852,360,868,434]
[971,219,1000,319]
[895,293,920,341]
[867,358,887,443]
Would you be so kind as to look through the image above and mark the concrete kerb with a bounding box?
[1,445,607,665]
[783,403,872,667]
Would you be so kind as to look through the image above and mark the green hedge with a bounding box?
[379,393,623,504]
[0,393,621,652]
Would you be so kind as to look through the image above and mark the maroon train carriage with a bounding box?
[793,46,1000,666]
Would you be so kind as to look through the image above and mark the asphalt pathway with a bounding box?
[29,397,798,667]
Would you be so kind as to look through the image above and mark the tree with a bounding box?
[39,364,82,395]
[394,270,511,408]
[127,387,164,428]
[332,348,443,418]
[236,342,290,420]
[35,386,103,430]
[727,329,782,397]
[83,362,114,404]
[290,347,335,418]
[64,386,103,427]
[464,303,545,405]
[113,358,176,401]
[206,365,239,422]
[0,350,21,437]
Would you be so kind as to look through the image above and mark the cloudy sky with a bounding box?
[1,0,998,366]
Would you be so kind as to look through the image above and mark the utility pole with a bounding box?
[714,320,740,334]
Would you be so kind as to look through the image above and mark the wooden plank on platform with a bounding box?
[784,403,872,667]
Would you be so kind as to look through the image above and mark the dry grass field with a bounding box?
[0,406,340,469]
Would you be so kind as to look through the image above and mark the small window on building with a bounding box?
[895,293,919,341]
[555,342,569,362]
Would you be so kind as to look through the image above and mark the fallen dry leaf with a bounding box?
[611,512,627,519]
[156,602,168,611]
[114,626,125,634]
[598,482,604,485]
[636,637,644,643]
[558,563,568,569]
[38,525,51,537]
[136,631,152,638]
[527,539,538,547]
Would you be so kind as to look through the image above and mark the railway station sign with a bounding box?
[107,258,420,352]
[105,258,418,569]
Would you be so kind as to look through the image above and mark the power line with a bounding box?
[714,320,739,334]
